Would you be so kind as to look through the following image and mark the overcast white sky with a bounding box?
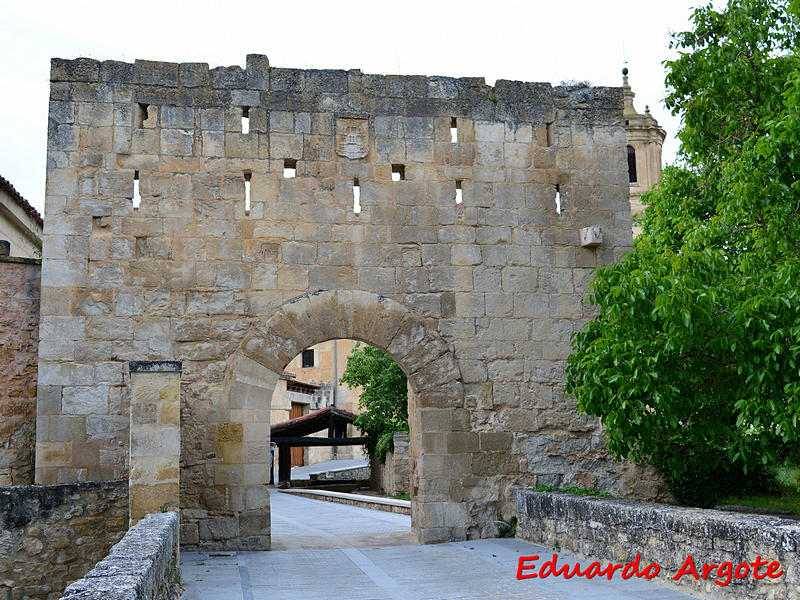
[1,0,703,214]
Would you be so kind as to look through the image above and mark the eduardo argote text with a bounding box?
[517,553,783,587]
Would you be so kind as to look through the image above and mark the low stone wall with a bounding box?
[59,511,180,600]
[310,465,370,481]
[370,432,410,497]
[0,256,40,485]
[515,490,800,600]
[280,489,411,515]
[0,480,128,599]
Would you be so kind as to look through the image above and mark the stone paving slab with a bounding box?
[182,491,699,599]
[183,539,700,600]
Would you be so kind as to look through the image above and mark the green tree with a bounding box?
[339,343,408,462]
[566,0,800,507]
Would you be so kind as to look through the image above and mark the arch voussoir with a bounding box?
[241,330,291,375]
[338,290,409,350]
[303,291,350,342]
[273,295,316,340]
[388,319,451,382]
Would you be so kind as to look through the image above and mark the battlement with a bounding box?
[50,55,622,125]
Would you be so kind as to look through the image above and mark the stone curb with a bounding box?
[279,488,411,515]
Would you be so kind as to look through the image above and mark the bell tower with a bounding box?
[623,67,666,236]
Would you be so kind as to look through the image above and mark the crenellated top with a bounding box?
[49,55,623,125]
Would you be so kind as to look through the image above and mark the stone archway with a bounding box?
[225,290,467,547]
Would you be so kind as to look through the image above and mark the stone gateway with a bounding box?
[37,54,662,550]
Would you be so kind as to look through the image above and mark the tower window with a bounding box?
[135,103,149,128]
[554,184,561,215]
[244,171,251,216]
[353,178,361,215]
[391,164,405,181]
[284,159,297,178]
[302,349,314,368]
[241,107,250,134]
[450,117,458,143]
[627,145,637,183]
[132,171,141,210]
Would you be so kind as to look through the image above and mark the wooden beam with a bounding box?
[273,436,369,447]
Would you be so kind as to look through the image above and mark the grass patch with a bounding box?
[777,467,800,490]
[719,466,800,515]
[497,514,517,537]
[393,493,410,501]
[533,485,613,498]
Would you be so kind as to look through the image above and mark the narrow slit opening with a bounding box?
[546,122,554,147]
[284,159,297,178]
[244,171,252,216]
[455,180,463,205]
[450,117,458,143]
[135,103,149,128]
[627,145,638,183]
[241,107,250,134]
[353,177,361,215]
[391,164,405,182]
[555,184,561,215]
[132,171,141,210]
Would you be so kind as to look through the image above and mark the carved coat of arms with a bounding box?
[336,118,369,159]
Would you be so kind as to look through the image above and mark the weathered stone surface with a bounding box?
[129,370,180,523]
[0,480,128,600]
[371,432,410,497]
[37,54,648,550]
[0,258,40,485]
[516,490,800,600]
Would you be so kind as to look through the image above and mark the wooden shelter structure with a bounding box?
[270,406,367,485]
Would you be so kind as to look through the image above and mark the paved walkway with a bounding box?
[290,457,368,480]
[181,491,699,600]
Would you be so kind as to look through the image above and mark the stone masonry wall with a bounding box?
[39,54,660,546]
[371,431,410,496]
[0,480,128,600]
[516,490,800,600]
[0,256,41,485]
[59,511,180,600]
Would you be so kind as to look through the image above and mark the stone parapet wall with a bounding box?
[515,490,800,600]
[0,256,40,485]
[0,480,128,599]
[59,511,180,600]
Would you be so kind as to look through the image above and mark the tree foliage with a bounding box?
[339,343,408,462]
[566,0,800,507]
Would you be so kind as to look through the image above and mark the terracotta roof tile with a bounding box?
[0,174,43,227]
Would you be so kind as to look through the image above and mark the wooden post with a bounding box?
[277,443,291,485]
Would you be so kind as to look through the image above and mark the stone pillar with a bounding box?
[220,354,277,550]
[129,360,181,525]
